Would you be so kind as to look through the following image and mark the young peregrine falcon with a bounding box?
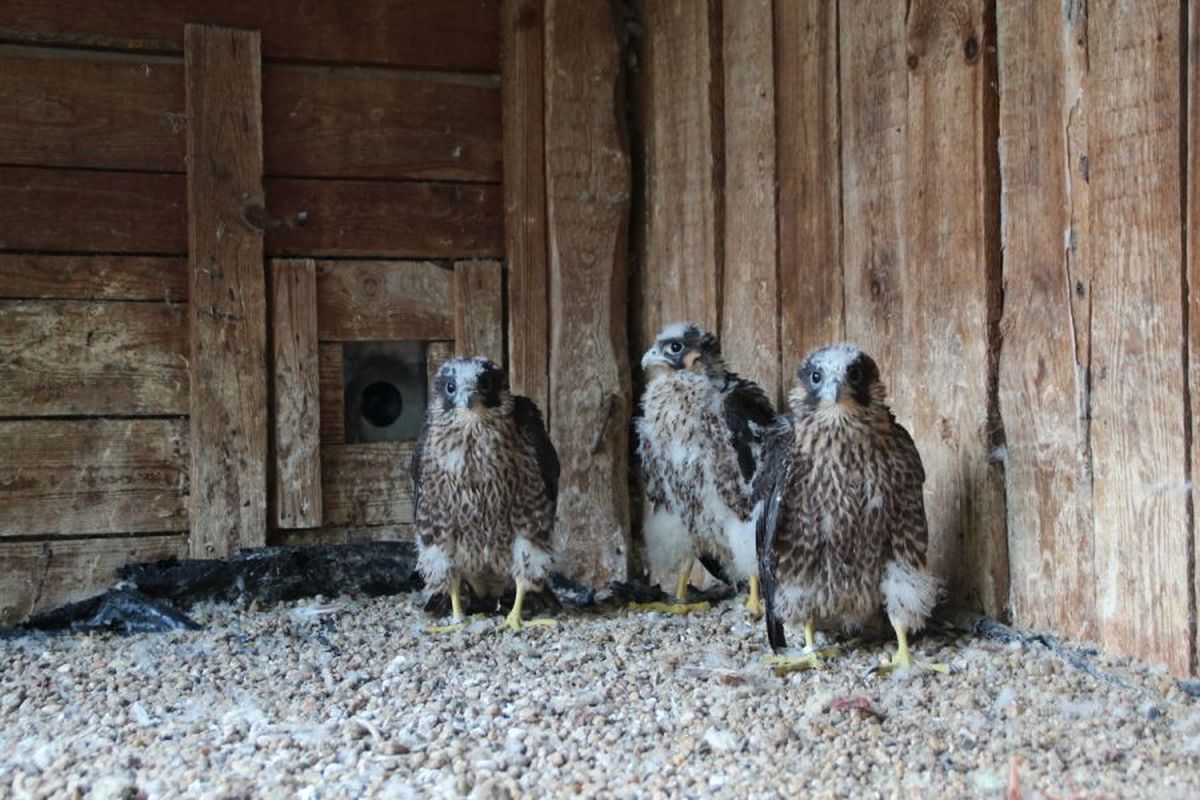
[412,357,560,632]
[754,344,944,672]
[636,322,776,614]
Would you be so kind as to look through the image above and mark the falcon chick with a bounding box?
[636,322,776,615]
[412,357,560,632]
[755,344,944,673]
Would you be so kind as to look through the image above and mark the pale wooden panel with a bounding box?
[318,343,345,445]
[315,260,454,341]
[637,0,720,341]
[0,254,187,302]
[272,259,322,529]
[426,341,455,402]
[453,259,504,364]
[1191,0,1200,674]
[0,0,500,72]
[0,300,188,416]
[185,25,267,557]
[264,179,504,259]
[545,0,632,585]
[0,166,186,254]
[720,0,779,403]
[502,0,550,413]
[1088,0,1190,674]
[0,419,189,536]
[321,442,415,527]
[775,0,842,373]
[0,534,189,626]
[902,0,1007,614]
[996,0,1096,640]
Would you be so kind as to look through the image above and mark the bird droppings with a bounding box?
[2,596,1200,798]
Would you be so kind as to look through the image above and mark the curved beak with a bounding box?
[641,346,670,370]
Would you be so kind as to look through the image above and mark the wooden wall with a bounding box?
[634,0,1199,674]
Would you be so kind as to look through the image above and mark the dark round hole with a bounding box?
[360,381,403,428]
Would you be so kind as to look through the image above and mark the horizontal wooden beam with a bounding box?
[0,254,187,302]
[321,442,415,527]
[315,260,455,341]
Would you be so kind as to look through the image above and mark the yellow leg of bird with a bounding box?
[744,574,764,618]
[629,560,712,615]
[500,584,558,632]
[873,618,949,675]
[426,578,471,634]
[675,562,691,602]
[764,619,839,675]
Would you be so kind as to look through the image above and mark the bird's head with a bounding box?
[640,321,722,378]
[792,344,885,418]
[434,357,510,415]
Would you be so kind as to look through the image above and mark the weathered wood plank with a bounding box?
[318,343,345,445]
[264,66,501,182]
[321,442,414,527]
[453,259,504,364]
[0,300,188,416]
[274,523,412,548]
[775,0,842,371]
[0,0,500,72]
[1190,0,1200,676]
[502,0,550,413]
[1088,0,1189,674]
[0,534,189,626]
[0,419,189,537]
[720,0,779,402]
[426,341,455,401]
[637,0,721,341]
[996,0,1096,640]
[545,0,632,585]
[185,25,267,558]
[0,254,187,302]
[315,260,454,342]
[0,49,184,171]
[902,0,1007,614]
[0,166,186,254]
[272,259,322,529]
[264,178,504,259]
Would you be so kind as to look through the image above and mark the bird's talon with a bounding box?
[764,653,824,675]
[628,600,712,615]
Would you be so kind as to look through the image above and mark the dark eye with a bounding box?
[667,341,683,354]
[445,381,457,395]
[810,369,823,385]
[477,374,492,392]
[847,365,862,384]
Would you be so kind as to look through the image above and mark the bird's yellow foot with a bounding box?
[871,620,949,674]
[764,647,837,675]
[426,616,475,634]
[498,584,558,631]
[628,600,712,615]
[745,574,764,618]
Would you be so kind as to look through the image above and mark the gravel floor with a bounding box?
[2,593,1199,799]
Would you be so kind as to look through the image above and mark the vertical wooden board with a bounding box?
[186,25,267,558]
[545,0,632,585]
[720,0,779,402]
[903,0,1007,614]
[318,343,345,445]
[503,0,550,414]
[426,341,456,402]
[638,0,721,342]
[1190,0,1200,675]
[996,0,1096,639]
[453,260,504,364]
[774,0,842,377]
[272,259,322,529]
[1088,0,1189,673]
[0,535,189,626]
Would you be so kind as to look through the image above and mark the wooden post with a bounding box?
[453,259,505,365]
[272,259,322,529]
[1190,0,1200,676]
[502,0,550,414]
[545,0,632,585]
[185,24,268,557]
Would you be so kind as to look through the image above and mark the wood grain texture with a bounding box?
[0,300,188,416]
[274,523,412,547]
[453,260,504,364]
[185,25,268,558]
[321,442,415,527]
[0,166,186,254]
[426,341,456,402]
[1190,0,1200,676]
[719,0,779,402]
[0,254,187,302]
[0,49,184,171]
[318,343,345,445]
[272,259,322,529]
[545,0,632,585]
[637,0,721,340]
[0,419,189,537]
[902,0,1007,614]
[264,65,501,182]
[0,534,188,625]
[502,0,550,413]
[996,0,1096,640]
[315,260,454,342]
[0,0,500,72]
[264,178,504,259]
[774,0,843,373]
[1087,0,1190,674]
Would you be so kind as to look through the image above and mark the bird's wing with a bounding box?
[721,374,777,482]
[885,414,929,568]
[411,413,431,522]
[752,413,795,652]
[513,395,561,506]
